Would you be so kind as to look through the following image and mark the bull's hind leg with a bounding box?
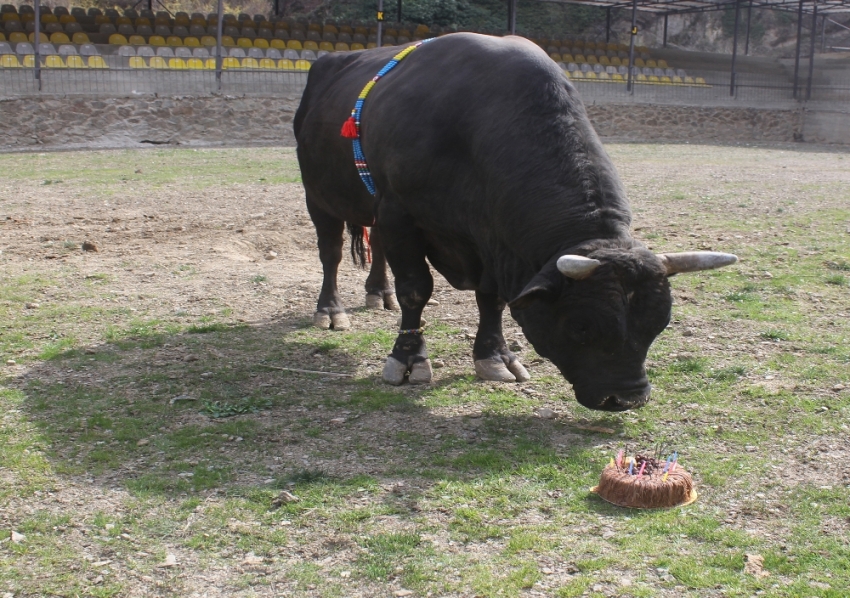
[473,291,530,382]
[378,202,433,385]
[364,227,400,311]
[306,197,350,331]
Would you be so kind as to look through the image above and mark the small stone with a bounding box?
[432,359,445,368]
[183,355,198,362]
[159,554,177,568]
[11,531,25,544]
[81,240,99,252]
[329,417,346,425]
[241,553,264,566]
[340,571,351,578]
[136,438,150,446]
[537,407,556,419]
[24,302,39,309]
[681,328,694,337]
[271,490,300,509]
[394,591,414,597]
[265,251,277,260]
[541,567,553,575]
[509,340,525,352]
[426,298,439,306]
[832,384,845,391]
[6,359,15,366]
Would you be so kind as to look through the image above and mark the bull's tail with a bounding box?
[347,223,369,269]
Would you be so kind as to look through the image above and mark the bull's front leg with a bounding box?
[473,291,530,382]
[377,201,433,385]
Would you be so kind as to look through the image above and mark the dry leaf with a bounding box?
[159,554,177,568]
[271,490,300,509]
[744,553,769,577]
[241,553,264,566]
[573,424,616,434]
[11,531,25,544]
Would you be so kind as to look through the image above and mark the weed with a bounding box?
[200,397,271,418]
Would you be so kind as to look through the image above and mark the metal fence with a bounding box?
[1,55,848,107]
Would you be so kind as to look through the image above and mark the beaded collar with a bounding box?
[340,39,435,195]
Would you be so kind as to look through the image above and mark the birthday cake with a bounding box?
[592,452,697,509]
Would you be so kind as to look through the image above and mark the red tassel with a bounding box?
[340,116,358,139]
[363,226,372,263]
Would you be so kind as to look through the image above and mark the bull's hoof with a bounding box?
[330,312,350,331]
[396,316,427,329]
[382,356,408,386]
[475,357,529,382]
[365,294,384,310]
[409,359,432,384]
[384,293,400,311]
[312,312,331,329]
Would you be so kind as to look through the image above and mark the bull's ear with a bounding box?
[508,270,563,310]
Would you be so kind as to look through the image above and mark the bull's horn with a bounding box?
[557,255,602,280]
[659,251,738,275]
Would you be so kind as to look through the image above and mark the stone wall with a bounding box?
[1,94,301,150]
[0,93,827,151]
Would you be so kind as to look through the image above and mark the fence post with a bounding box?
[215,0,223,91]
[730,0,741,96]
[663,14,668,48]
[377,0,383,47]
[509,0,517,35]
[34,0,41,91]
[792,0,804,98]
[626,0,637,94]
[606,8,611,43]
[744,0,753,55]
[806,2,818,100]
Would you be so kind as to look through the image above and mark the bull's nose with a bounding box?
[603,390,650,411]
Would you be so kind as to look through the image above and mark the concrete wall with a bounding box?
[1,93,841,151]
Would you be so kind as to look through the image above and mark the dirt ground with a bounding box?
[1,143,849,598]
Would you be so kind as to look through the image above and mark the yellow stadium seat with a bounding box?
[66,55,85,68]
[648,75,660,83]
[167,36,183,46]
[634,58,645,67]
[308,23,320,31]
[204,58,216,69]
[295,59,311,70]
[1,54,21,68]
[334,42,350,52]
[128,35,145,45]
[72,32,90,44]
[22,54,34,67]
[9,31,26,43]
[562,53,573,63]
[94,15,111,24]
[168,58,186,68]
[87,56,108,68]
[259,58,275,69]
[109,33,128,45]
[636,74,647,82]
[41,14,58,23]
[277,58,295,69]
[597,72,610,81]
[184,57,203,69]
[612,73,624,82]
[658,59,668,69]
[183,36,200,47]
[149,56,167,68]
[584,71,597,80]
[20,13,34,23]
[339,25,352,34]
[237,37,252,48]
[221,35,235,47]
[319,41,333,52]
[129,56,147,68]
[303,40,318,51]
[2,13,19,22]
[351,43,364,51]
[611,57,621,66]
[154,17,169,26]
[660,76,672,85]
[174,15,189,26]
[270,39,285,49]
[116,16,131,25]
[549,53,560,61]
[646,59,657,68]
[28,32,49,43]
[599,56,610,66]
[50,32,70,44]
[695,77,707,85]
[191,17,206,27]
[575,54,586,63]
[253,38,269,48]
[684,76,695,84]
[286,40,302,50]
[135,17,151,27]
[587,55,598,64]
[366,42,377,49]
[672,76,683,85]
[323,25,338,34]
[201,35,216,46]
[570,70,583,79]
[241,57,258,68]
[0,32,5,42]
[222,56,239,69]
[148,35,165,46]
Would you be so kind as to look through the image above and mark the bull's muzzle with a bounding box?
[599,388,651,411]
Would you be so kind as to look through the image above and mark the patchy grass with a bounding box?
[1,144,849,597]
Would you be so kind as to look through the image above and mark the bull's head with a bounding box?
[508,247,737,411]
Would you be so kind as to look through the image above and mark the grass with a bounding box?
[1,144,849,597]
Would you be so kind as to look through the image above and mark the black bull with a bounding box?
[293,33,736,411]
